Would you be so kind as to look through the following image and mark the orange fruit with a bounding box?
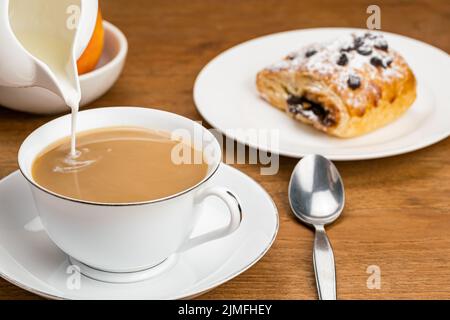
[77,9,104,75]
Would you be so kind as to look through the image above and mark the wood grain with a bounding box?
[0,0,449,300]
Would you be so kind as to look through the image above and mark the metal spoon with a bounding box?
[288,154,345,300]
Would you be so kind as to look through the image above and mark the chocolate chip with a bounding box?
[354,36,365,48]
[336,53,349,66]
[287,95,303,105]
[370,56,384,68]
[340,45,353,52]
[384,57,393,67]
[370,56,393,68]
[357,45,372,56]
[305,49,317,58]
[288,105,301,114]
[364,32,377,40]
[286,95,336,127]
[287,53,297,60]
[347,74,361,89]
[374,39,388,51]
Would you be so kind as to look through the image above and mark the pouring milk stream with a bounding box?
[2,0,98,157]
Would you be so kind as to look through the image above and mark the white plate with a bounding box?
[0,164,278,300]
[0,21,128,114]
[194,28,450,160]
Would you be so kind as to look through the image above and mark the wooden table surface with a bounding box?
[0,0,449,300]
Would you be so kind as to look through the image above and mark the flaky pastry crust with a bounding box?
[256,32,416,138]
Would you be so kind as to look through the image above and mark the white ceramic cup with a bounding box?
[18,107,242,273]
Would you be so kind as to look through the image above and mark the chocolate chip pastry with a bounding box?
[256,32,416,138]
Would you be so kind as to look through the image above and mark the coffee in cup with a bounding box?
[32,126,208,203]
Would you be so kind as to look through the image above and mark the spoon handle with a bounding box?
[313,225,336,300]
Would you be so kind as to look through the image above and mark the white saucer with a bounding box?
[0,164,278,299]
[194,28,450,160]
[0,21,128,114]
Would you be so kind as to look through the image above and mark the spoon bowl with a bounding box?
[289,154,344,226]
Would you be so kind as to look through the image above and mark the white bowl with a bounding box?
[0,21,128,114]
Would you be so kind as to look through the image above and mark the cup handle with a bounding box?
[178,186,242,252]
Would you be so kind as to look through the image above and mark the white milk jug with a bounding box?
[0,0,98,108]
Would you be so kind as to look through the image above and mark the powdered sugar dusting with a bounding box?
[265,32,411,112]
[267,32,402,90]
